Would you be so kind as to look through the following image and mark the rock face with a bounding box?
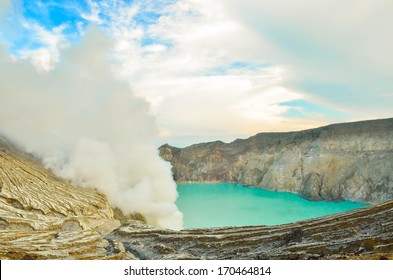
[159,118,393,203]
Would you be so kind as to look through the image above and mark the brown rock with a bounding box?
[159,117,393,203]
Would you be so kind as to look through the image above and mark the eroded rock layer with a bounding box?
[0,137,131,259]
[108,199,393,260]
[0,230,129,260]
[160,118,393,203]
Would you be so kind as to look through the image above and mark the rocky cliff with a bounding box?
[159,118,393,203]
[1,131,393,260]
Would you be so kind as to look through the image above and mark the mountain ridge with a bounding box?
[160,117,393,203]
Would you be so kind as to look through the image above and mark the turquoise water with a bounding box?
[176,182,369,228]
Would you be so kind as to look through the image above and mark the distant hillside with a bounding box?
[160,118,393,203]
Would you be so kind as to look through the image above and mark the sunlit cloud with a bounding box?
[1,0,391,147]
[18,22,67,71]
[221,0,393,120]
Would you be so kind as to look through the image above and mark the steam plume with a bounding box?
[0,29,183,230]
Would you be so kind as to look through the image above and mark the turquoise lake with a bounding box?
[176,182,369,228]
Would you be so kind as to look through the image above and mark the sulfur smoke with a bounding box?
[0,29,183,230]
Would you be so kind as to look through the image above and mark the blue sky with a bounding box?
[1,0,392,146]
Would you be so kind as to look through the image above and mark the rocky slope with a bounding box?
[109,200,393,260]
[159,118,393,203]
[1,130,393,260]
[0,136,132,259]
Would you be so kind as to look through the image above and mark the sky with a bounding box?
[1,0,392,147]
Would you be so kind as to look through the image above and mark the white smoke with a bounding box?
[0,28,183,230]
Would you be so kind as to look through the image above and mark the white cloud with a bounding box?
[93,0,322,143]
[0,1,68,72]
[19,22,67,71]
[7,0,382,146]
[220,0,393,118]
[157,72,320,138]
[80,0,103,24]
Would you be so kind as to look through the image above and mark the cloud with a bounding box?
[220,0,393,119]
[0,1,70,71]
[19,22,67,71]
[96,0,327,142]
[80,0,103,24]
[4,0,389,148]
[0,28,183,230]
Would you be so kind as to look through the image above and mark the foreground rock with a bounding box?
[160,118,393,203]
[108,200,393,260]
[0,136,132,259]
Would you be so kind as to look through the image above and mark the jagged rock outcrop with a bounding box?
[159,118,393,203]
